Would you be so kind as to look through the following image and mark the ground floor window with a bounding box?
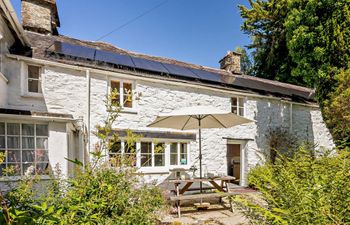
[0,122,49,176]
[170,143,188,166]
[109,140,189,168]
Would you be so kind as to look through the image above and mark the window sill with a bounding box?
[120,108,137,114]
[21,92,44,99]
[0,175,52,182]
[137,165,191,174]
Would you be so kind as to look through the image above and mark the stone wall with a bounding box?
[22,0,53,34]
[4,60,335,185]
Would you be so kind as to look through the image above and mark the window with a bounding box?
[110,80,133,108]
[231,97,244,116]
[124,141,136,166]
[27,65,42,93]
[170,143,188,166]
[0,122,49,176]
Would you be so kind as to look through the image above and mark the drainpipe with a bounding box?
[289,103,293,133]
[86,69,91,165]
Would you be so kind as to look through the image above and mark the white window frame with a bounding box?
[21,62,44,98]
[0,121,50,179]
[107,139,191,173]
[170,142,189,167]
[109,78,136,112]
[231,96,245,116]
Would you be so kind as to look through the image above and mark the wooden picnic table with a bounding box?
[168,176,236,217]
[168,176,236,195]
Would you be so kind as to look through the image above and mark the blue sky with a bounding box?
[11,0,251,68]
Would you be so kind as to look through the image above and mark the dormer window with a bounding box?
[27,65,42,93]
[231,97,245,116]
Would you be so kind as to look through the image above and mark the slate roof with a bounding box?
[17,31,316,104]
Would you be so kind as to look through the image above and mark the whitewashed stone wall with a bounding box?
[3,61,335,185]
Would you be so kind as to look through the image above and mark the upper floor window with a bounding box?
[231,97,245,116]
[0,122,50,177]
[110,80,133,108]
[27,65,42,93]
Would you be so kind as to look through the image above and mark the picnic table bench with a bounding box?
[167,176,236,217]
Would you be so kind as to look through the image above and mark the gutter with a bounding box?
[0,0,31,47]
[6,54,320,108]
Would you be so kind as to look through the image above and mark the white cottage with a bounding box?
[0,0,333,187]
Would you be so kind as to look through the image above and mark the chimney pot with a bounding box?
[219,51,241,74]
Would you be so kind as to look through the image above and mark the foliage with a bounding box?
[323,69,350,149]
[264,127,298,164]
[0,89,164,224]
[239,0,350,148]
[235,46,253,75]
[233,147,350,225]
[239,0,298,85]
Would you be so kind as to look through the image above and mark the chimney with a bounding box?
[21,0,60,35]
[219,51,241,74]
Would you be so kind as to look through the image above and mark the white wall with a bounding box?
[0,73,7,107]
[3,60,335,185]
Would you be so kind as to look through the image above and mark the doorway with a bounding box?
[227,144,241,184]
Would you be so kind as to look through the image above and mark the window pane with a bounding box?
[22,137,35,149]
[170,143,177,154]
[36,150,49,162]
[141,154,151,167]
[125,142,136,154]
[36,163,51,175]
[110,81,120,105]
[7,163,21,176]
[28,79,39,93]
[231,97,237,106]
[0,136,5,149]
[232,108,238,115]
[8,150,21,163]
[0,150,5,163]
[7,123,20,135]
[22,124,34,136]
[180,144,188,165]
[154,143,165,154]
[22,150,35,162]
[28,65,40,79]
[0,123,4,135]
[170,154,177,166]
[123,82,133,108]
[239,108,244,116]
[7,137,20,149]
[109,141,121,154]
[36,138,48,150]
[0,164,5,176]
[154,154,165,167]
[36,125,48,136]
[141,142,152,154]
[23,163,35,175]
[239,98,244,106]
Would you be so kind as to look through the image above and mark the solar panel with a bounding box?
[162,63,200,79]
[190,68,223,83]
[53,41,96,60]
[132,57,169,74]
[95,50,135,68]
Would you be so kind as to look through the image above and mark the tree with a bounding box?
[235,46,253,75]
[239,0,301,85]
[239,0,350,148]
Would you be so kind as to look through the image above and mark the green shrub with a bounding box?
[234,147,350,225]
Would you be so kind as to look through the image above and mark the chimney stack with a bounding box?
[21,0,60,35]
[219,51,241,74]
